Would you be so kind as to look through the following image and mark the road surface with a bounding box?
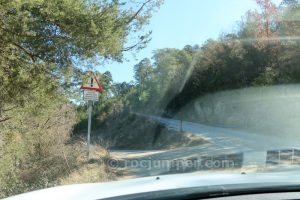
[144,115,299,152]
[110,114,300,178]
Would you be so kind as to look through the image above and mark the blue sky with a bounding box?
[99,0,282,83]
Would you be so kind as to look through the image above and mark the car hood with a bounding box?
[4,170,300,200]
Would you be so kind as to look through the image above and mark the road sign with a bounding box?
[80,72,103,160]
[83,90,99,102]
[80,72,103,92]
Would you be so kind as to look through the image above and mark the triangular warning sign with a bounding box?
[80,72,103,92]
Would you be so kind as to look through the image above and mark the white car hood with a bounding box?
[4,171,300,200]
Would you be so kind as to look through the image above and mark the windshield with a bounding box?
[1,0,300,198]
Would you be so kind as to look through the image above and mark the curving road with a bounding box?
[143,114,300,152]
[110,114,300,178]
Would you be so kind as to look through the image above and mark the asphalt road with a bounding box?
[145,115,300,152]
[111,114,300,178]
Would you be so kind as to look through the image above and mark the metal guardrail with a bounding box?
[266,148,300,166]
[164,148,300,174]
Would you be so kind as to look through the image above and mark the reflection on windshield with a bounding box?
[1,0,300,198]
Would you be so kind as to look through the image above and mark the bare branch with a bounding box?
[0,116,12,123]
[127,0,152,24]
[42,118,51,129]
[121,43,139,51]
[11,42,36,62]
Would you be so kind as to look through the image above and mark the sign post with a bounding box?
[87,100,92,159]
[80,72,103,160]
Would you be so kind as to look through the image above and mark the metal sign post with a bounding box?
[87,100,92,160]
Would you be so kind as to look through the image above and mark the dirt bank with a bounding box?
[93,113,208,150]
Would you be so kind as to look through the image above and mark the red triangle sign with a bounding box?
[80,72,103,92]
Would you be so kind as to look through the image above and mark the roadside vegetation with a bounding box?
[129,0,300,117]
[0,0,162,197]
[74,112,207,150]
[125,0,300,137]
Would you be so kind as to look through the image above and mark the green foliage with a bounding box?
[124,0,300,116]
[0,99,79,198]
[0,0,162,112]
[253,67,278,86]
[0,0,162,197]
[128,46,199,113]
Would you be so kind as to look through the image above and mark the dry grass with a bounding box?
[153,130,207,150]
[59,145,116,185]
[59,163,113,185]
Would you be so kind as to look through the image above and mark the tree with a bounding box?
[120,0,300,120]
[134,58,154,101]
[0,0,162,122]
[256,0,278,39]
[0,0,163,196]
[112,82,134,97]
[278,0,300,36]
